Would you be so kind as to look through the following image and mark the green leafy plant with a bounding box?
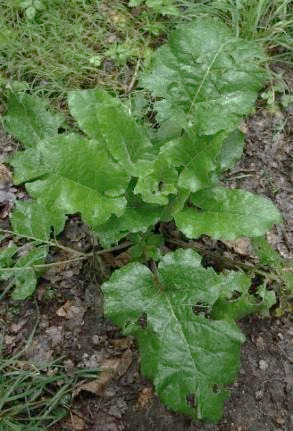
[102,248,275,422]
[2,18,284,422]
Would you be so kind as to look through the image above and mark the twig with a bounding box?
[95,240,132,255]
[126,59,141,94]
[0,241,133,273]
[0,229,87,256]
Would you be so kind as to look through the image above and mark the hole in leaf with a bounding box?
[249,276,265,304]
[123,320,132,331]
[137,312,147,329]
[250,275,265,290]
[192,303,211,318]
[227,290,242,302]
[201,255,223,272]
[186,393,197,408]
[252,292,263,304]
[58,127,66,133]
[158,181,164,192]
[212,384,221,394]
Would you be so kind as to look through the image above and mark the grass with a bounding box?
[0,0,168,101]
[0,343,99,430]
[0,1,291,106]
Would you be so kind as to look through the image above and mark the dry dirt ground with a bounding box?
[0,98,292,430]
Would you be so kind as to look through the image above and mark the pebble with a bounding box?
[259,359,268,370]
[275,415,286,425]
[92,335,101,345]
[255,390,263,400]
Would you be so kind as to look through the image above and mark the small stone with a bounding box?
[64,359,74,370]
[92,335,100,345]
[255,390,263,400]
[254,335,265,350]
[277,332,284,340]
[275,416,286,425]
[9,320,26,333]
[4,335,15,345]
[259,360,268,370]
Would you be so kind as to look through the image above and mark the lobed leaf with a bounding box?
[102,249,275,422]
[10,133,128,227]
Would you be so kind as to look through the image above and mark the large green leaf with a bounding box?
[102,249,275,422]
[4,92,64,147]
[68,89,154,176]
[141,19,266,137]
[175,187,282,240]
[10,133,128,226]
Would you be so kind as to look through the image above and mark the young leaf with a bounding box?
[68,89,154,176]
[4,92,63,147]
[95,191,163,247]
[141,19,266,136]
[251,236,283,268]
[134,154,178,205]
[102,249,274,422]
[134,128,227,204]
[0,244,18,268]
[163,129,227,192]
[175,187,282,240]
[0,245,48,300]
[11,200,66,241]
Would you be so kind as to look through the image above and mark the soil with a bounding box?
[0,98,292,430]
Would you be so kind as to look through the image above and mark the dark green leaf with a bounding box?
[102,249,275,422]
